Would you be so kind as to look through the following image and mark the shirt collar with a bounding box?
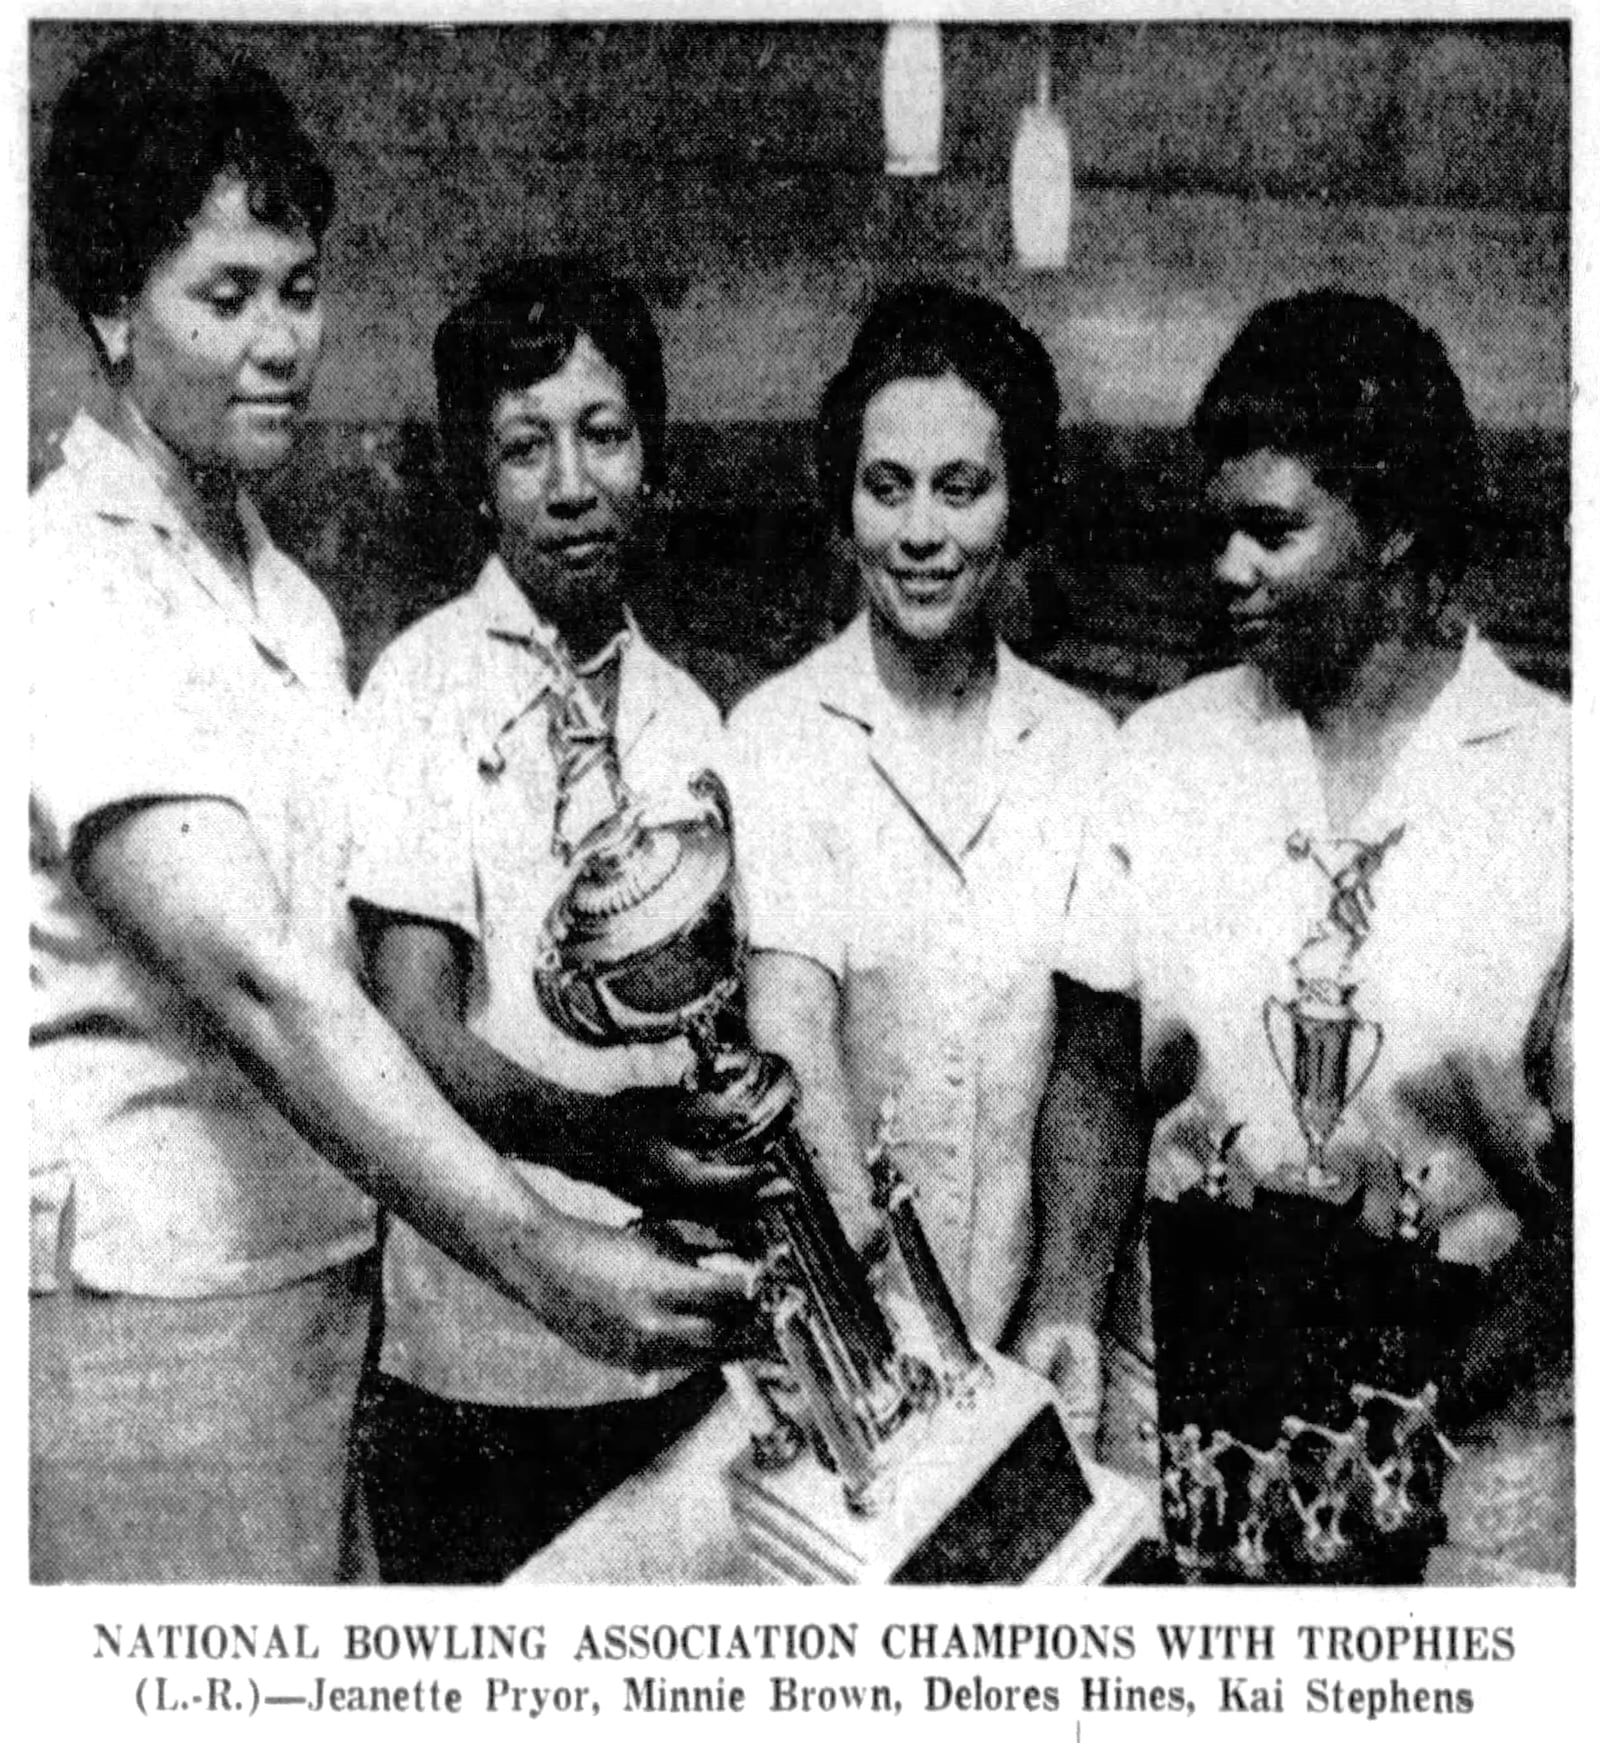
[59,412,277,556]
[1236,624,1536,746]
[235,492,279,577]
[476,554,631,657]
[812,611,1045,870]
[58,412,190,535]
[473,553,658,750]
[813,610,1043,746]
[1424,624,1546,745]
[57,412,317,675]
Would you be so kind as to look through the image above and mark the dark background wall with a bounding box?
[29,20,1569,711]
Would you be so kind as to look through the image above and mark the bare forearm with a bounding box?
[1019,986,1147,1335]
[382,994,616,1183]
[217,954,759,1370]
[205,941,578,1313]
[1446,1223,1571,1428]
[789,1039,874,1246]
[746,953,874,1245]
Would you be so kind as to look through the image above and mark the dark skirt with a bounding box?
[30,1254,375,1584]
[353,1365,725,1584]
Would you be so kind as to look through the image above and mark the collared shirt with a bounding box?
[1062,629,1571,1177]
[30,413,376,1297]
[725,613,1118,1346]
[348,556,725,1407]
[1063,632,1570,1460]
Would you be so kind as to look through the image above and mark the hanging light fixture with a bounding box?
[882,22,943,177]
[1011,30,1074,270]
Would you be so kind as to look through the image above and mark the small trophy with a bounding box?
[1263,828,1402,1190]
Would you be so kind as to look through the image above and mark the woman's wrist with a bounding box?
[487,1197,587,1326]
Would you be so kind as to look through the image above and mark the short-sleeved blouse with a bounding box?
[726,613,1117,1346]
[347,556,727,1407]
[30,414,376,1297]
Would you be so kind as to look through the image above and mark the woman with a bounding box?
[1058,290,1572,1580]
[29,33,752,1584]
[725,285,1141,1432]
[347,258,756,1583]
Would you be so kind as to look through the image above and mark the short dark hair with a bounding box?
[1192,289,1484,579]
[815,283,1062,555]
[39,28,334,355]
[433,257,667,507]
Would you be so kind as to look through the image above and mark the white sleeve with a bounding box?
[1057,728,1142,995]
[346,635,483,940]
[31,537,252,861]
[725,694,847,983]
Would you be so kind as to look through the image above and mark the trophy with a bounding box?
[1261,827,1401,1190]
[528,641,1154,1583]
[1148,824,1477,1582]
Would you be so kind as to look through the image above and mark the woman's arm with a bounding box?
[744,948,874,1246]
[363,912,623,1167]
[76,796,756,1370]
[362,911,757,1210]
[1008,978,1147,1403]
[1393,1038,1572,1427]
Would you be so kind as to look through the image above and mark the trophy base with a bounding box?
[727,1354,1156,1584]
[1146,1187,1473,1583]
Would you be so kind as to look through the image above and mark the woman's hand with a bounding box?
[362,916,771,1214]
[598,1087,776,1217]
[1391,1050,1558,1249]
[1146,1088,1260,1202]
[1329,1053,1550,1268]
[1015,1319,1103,1443]
[529,1212,763,1374]
[1389,1049,1572,1427]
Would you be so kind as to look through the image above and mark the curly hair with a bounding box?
[1193,289,1484,580]
[38,28,333,361]
[815,283,1063,555]
[433,256,667,509]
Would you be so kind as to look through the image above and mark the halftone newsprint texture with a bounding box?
[22,3,1576,1698]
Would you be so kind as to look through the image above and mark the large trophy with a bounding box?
[1148,827,1477,1582]
[529,643,1153,1584]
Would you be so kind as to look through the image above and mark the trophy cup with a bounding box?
[528,644,1154,1583]
[1263,981,1382,1193]
[1148,826,1474,1582]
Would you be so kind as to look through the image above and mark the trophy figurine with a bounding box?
[529,643,1154,1583]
